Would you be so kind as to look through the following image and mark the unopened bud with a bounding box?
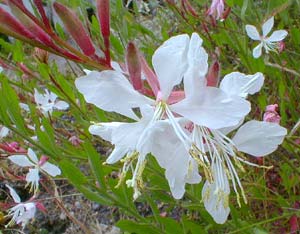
[126,42,142,90]
[206,60,220,87]
[34,48,49,63]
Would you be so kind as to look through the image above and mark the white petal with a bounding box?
[41,162,61,177]
[83,69,92,75]
[0,126,9,138]
[106,147,128,164]
[54,101,69,110]
[219,118,244,135]
[154,135,189,199]
[89,122,123,142]
[75,70,153,120]
[6,185,21,203]
[16,203,36,227]
[262,16,274,37]
[202,180,230,224]
[23,203,36,219]
[267,30,288,42]
[232,120,287,156]
[220,72,264,98]
[26,168,40,187]
[9,155,35,167]
[185,159,201,184]
[171,87,251,129]
[19,103,30,112]
[184,33,208,98]
[111,61,125,73]
[27,148,39,163]
[112,117,150,150]
[245,25,260,40]
[253,43,263,58]
[34,89,46,106]
[148,121,195,199]
[152,34,189,99]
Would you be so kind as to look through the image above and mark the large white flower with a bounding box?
[5,185,36,228]
[8,148,61,193]
[76,33,250,193]
[246,16,288,58]
[198,72,286,223]
[34,88,69,116]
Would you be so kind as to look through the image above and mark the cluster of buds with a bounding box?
[0,0,112,70]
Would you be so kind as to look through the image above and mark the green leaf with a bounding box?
[117,220,161,234]
[84,141,106,188]
[59,159,88,186]
[78,185,113,205]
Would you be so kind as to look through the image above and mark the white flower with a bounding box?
[34,88,69,115]
[76,33,250,198]
[8,148,61,193]
[246,16,288,58]
[0,125,10,138]
[198,73,286,223]
[5,185,36,228]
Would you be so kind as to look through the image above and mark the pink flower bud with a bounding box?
[263,104,281,124]
[34,47,49,63]
[126,42,142,90]
[38,155,49,166]
[206,60,220,87]
[68,136,83,146]
[278,41,285,53]
[207,0,225,21]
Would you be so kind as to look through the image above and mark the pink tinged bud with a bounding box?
[263,104,281,124]
[38,155,49,166]
[165,0,176,5]
[126,42,143,90]
[53,2,96,56]
[7,0,54,46]
[34,47,49,63]
[222,7,231,20]
[207,0,225,20]
[289,215,298,234]
[18,63,32,75]
[265,104,278,112]
[263,112,281,124]
[278,41,285,53]
[97,0,110,64]
[206,60,220,87]
[182,0,198,17]
[68,136,83,146]
[140,55,160,96]
[33,0,51,30]
[35,202,47,213]
[0,7,36,40]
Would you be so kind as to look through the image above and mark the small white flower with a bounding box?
[246,16,288,58]
[34,88,69,115]
[8,148,61,193]
[5,185,36,228]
